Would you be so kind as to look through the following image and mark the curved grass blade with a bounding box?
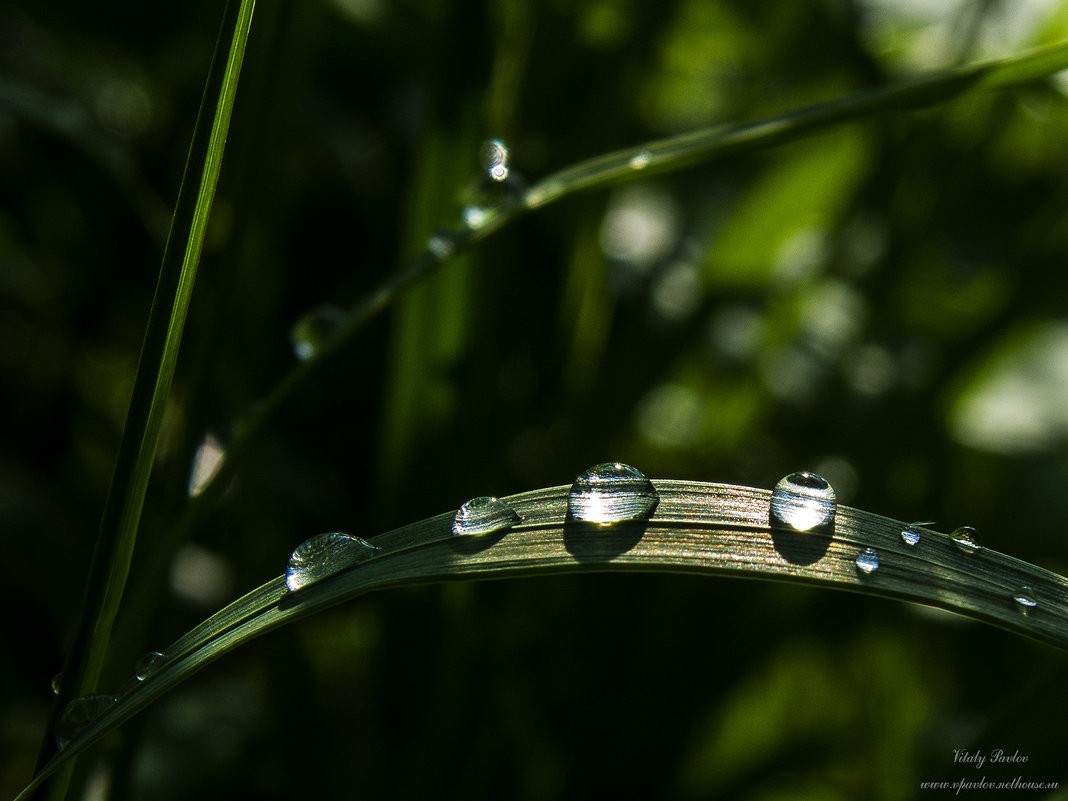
[16,479,1068,801]
[37,0,258,793]
[177,40,1068,529]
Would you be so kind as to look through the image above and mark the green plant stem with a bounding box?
[173,39,1068,540]
[34,1,256,797]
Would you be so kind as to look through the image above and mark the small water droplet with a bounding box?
[289,305,346,361]
[629,150,651,170]
[285,532,379,592]
[426,228,460,260]
[1013,586,1037,613]
[51,672,63,696]
[462,204,490,229]
[480,138,510,182]
[769,471,836,532]
[56,694,117,748]
[950,526,982,555]
[135,651,167,681]
[855,547,879,575]
[452,496,521,537]
[567,462,659,525]
[901,520,934,547]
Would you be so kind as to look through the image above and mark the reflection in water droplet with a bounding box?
[135,651,167,681]
[769,472,836,532]
[855,547,879,575]
[567,462,659,525]
[56,694,118,748]
[426,228,460,260]
[452,496,521,537]
[289,304,346,361]
[950,526,982,555]
[901,524,922,547]
[285,532,379,592]
[1013,586,1037,614]
[51,672,63,697]
[480,139,510,182]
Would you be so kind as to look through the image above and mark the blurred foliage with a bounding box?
[3,0,1068,799]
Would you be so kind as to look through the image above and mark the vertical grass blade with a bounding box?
[35,0,257,796]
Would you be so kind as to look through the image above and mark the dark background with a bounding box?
[3,0,1068,798]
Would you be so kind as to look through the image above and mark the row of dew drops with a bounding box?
[287,140,524,363]
[53,462,1040,748]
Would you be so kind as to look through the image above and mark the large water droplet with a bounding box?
[51,672,63,697]
[135,651,167,681]
[950,526,982,555]
[1013,586,1037,614]
[56,694,117,748]
[855,547,879,575]
[769,471,836,532]
[567,462,659,525]
[285,532,379,592]
[289,304,346,361]
[452,496,521,537]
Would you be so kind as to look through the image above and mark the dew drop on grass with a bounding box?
[56,694,117,748]
[855,547,879,575]
[285,532,379,592]
[452,496,521,537]
[950,526,982,555]
[135,651,167,681]
[1013,586,1038,614]
[289,304,346,361]
[462,205,490,229]
[629,150,652,170]
[480,138,510,183]
[769,471,836,532]
[567,462,659,525]
[901,522,926,547]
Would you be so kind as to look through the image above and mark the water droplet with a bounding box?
[629,150,652,170]
[51,672,63,696]
[480,138,510,182]
[567,462,659,525]
[285,532,379,592]
[135,651,167,681]
[950,526,982,555]
[855,547,879,575]
[1013,586,1038,613]
[56,694,117,748]
[769,471,836,532]
[452,496,521,537]
[426,228,460,260]
[289,304,346,361]
[462,205,490,229]
[901,520,934,547]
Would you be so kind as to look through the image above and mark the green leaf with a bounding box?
[16,478,1068,801]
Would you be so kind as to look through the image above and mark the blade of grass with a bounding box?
[36,0,257,795]
[175,39,1068,535]
[16,478,1068,800]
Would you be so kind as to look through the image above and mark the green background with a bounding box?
[3,0,1068,798]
